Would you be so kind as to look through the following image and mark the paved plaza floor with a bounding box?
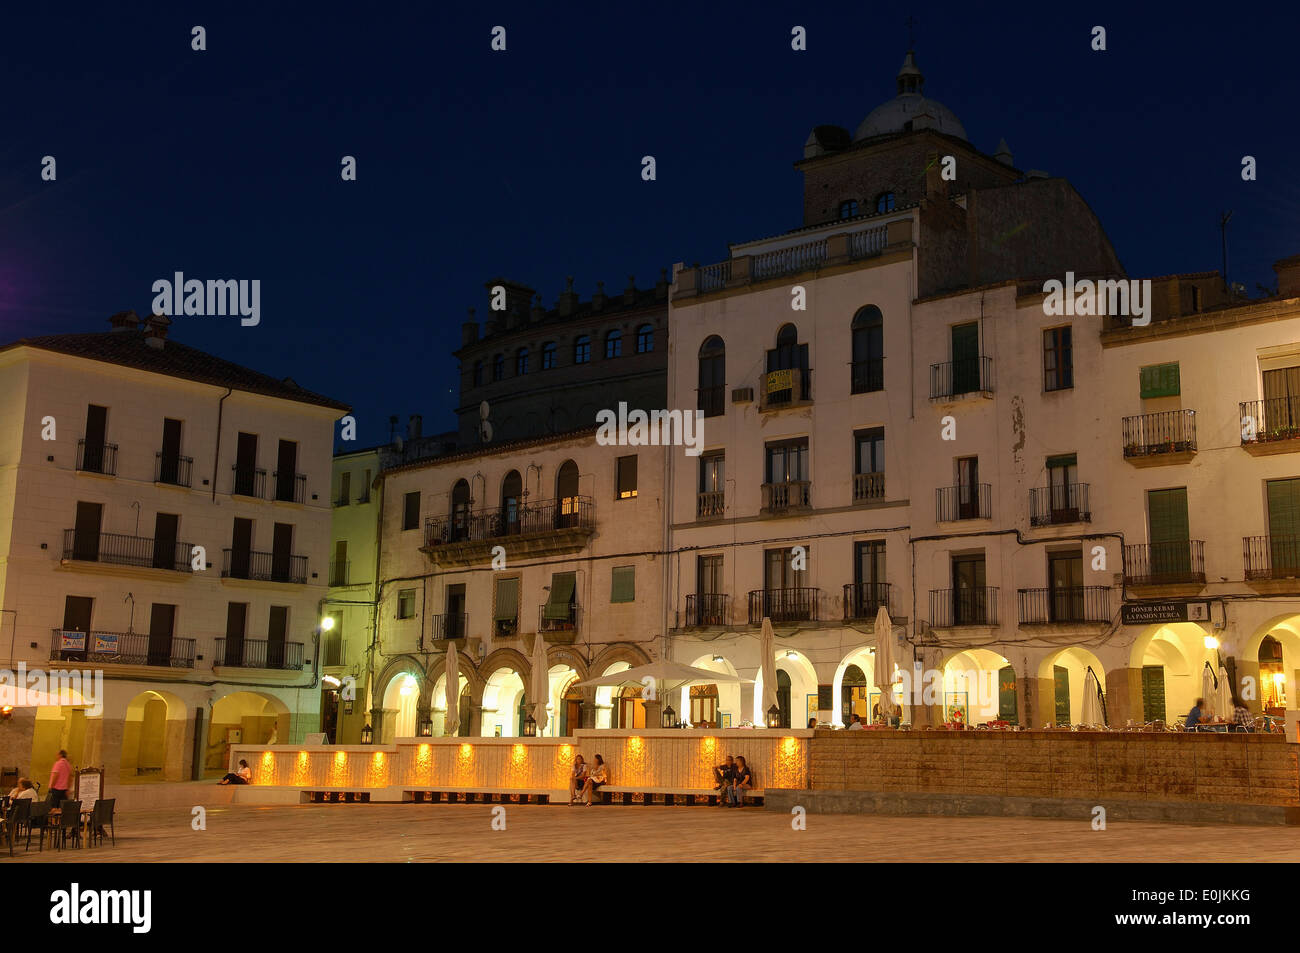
[7,803,1300,862]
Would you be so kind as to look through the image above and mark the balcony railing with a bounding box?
[1240,397,1300,445]
[699,261,731,293]
[752,240,827,282]
[1123,541,1206,586]
[853,471,885,503]
[538,603,581,633]
[843,582,892,620]
[699,385,725,418]
[231,465,267,498]
[759,367,812,409]
[936,484,991,521]
[424,496,595,546]
[929,587,999,626]
[1029,483,1091,526]
[214,638,305,670]
[221,548,308,584]
[685,593,730,627]
[1122,410,1196,458]
[697,490,726,519]
[761,480,812,514]
[62,529,193,572]
[848,226,889,259]
[748,587,819,624]
[328,560,349,587]
[1017,586,1111,624]
[850,358,884,394]
[930,357,992,399]
[49,628,195,667]
[76,439,118,476]
[1244,535,1300,581]
[273,470,306,503]
[155,452,193,487]
[431,613,468,641]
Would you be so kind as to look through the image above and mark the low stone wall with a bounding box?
[807,730,1299,807]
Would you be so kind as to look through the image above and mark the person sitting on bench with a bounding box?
[567,755,588,805]
[580,754,607,806]
[713,755,736,806]
[728,756,754,807]
[218,759,252,785]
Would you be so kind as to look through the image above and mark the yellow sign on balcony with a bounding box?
[766,369,793,394]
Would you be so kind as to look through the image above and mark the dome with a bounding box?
[853,51,968,143]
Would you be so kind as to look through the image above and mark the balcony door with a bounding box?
[1047,454,1079,520]
[147,603,176,666]
[1048,551,1084,622]
[764,547,810,621]
[271,523,293,582]
[1263,366,1300,433]
[159,418,183,484]
[501,470,522,535]
[152,513,179,570]
[854,541,886,615]
[275,439,299,502]
[956,457,980,519]
[72,501,102,561]
[1266,478,1300,574]
[696,554,724,625]
[224,603,247,666]
[555,462,580,528]
[234,432,259,496]
[698,452,724,517]
[231,518,253,578]
[951,323,980,394]
[267,606,289,669]
[61,596,94,661]
[445,585,466,638]
[1146,488,1190,579]
[83,404,109,472]
[765,440,809,499]
[951,555,986,625]
[766,324,810,401]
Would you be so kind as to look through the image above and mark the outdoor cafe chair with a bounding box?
[53,799,82,851]
[26,801,50,852]
[9,798,31,841]
[88,798,115,848]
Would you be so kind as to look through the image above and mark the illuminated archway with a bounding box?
[207,691,290,777]
[481,667,526,737]
[942,649,1011,725]
[121,689,188,783]
[685,654,740,727]
[753,650,817,728]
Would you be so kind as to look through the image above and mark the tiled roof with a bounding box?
[1,327,350,412]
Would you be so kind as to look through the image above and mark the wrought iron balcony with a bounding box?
[328,560,349,587]
[62,529,193,572]
[273,470,306,503]
[1240,398,1300,447]
[1123,541,1205,586]
[49,628,196,667]
[231,464,267,498]
[685,593,730,627]
[759,367,812,410]
[747,587,819,625]
[929,587,999,626]
[850,358,884,394]
[936,484,991,521]
[1017,586,1111,624]
[853,472,885,503]
[155,451,193,487]
[424,496,595,547]
[538,603,581,633]
[1122,410,1196,459]
[761,480,812,514]
[431,613,468,641]
[1029,483,1091,526]
[697,490,726,520]
[1244,535,1300,581]
[698,385,725,418]
[221,548,308,585]
[930,357,992,399]
[76,439,117,476]
[214,637,305,670]
[842,582,892,620]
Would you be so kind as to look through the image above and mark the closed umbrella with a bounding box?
[1081,668,1104,727]
[1218,663,1233,720]
[1200,663,1217,722]
[443,645,460,736]
[530,633,549,736]
[760,617,779,726]
[873,607,896,723]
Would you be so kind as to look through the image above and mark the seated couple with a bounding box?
[712,755,754,807]
[567,754,608,806]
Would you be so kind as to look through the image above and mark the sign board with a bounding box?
[1121,601,1211,626]
[59,631,86,652]
[75,766,103,804]
[92,632,119,654]
[765,369,793,394]
[302,733,328,745]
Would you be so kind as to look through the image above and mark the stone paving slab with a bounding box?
[6,803,1300,863]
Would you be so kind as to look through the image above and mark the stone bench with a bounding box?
[596,785,765,806]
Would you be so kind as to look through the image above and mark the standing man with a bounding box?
[48,749,72,806]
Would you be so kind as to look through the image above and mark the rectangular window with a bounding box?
[338,471,351,505]
[854,428,884,475]
[147,603,176,665]
[1139,362,1180,398]
[1048,550,1084,621]
[765,439,809,483]
[951,554,987,625]
[72,501,103,561]
[223,602,247,666]
[697,554,723,595]
[611,566,636,603]
[951,322,980,394]
[152,513,179,570]
[403,491,420,530]
[398,588,416,619]
[267,606,289,667]
[764,546,809,590]
[444,584,466,638]
[1043,326,1073,391]
[1045,453,1081,519]
[1147,486,1191,578]
[616,455,638,499]
[698,452,725,518]
[493,577,520,637]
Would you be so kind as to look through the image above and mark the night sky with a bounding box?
[2,3,1296,449]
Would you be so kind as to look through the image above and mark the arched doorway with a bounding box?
[1259,636,1288,711]
[942,649,1013,725]
[684,654,742,726]
[1038,647,1105,726]
[560,676,583,735]
[501,470,523,536]
[555,461,580,528]
[450,479,471,540]
[616,685,646,729]
[1130,624,1200,723]
[121,690,187,783]
[383,672,421,738]
[481,668,526,737]
[775,670,792,728]
[430,673,471,737]
[207,691,289,777]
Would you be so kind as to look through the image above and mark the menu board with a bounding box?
[75,767,103,804]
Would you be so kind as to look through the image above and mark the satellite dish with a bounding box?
[479,400,491,420]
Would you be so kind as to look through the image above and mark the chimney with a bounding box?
[108,310,140,332]
[624,275,637,306]
[557,276,579,316]
[461,308,479,346]
[1273,255,1300,298]
[592,281,607,311]
[531,294,546,323]
[408,414,423,441]
[143,313,171,349]
[655,268,668,300]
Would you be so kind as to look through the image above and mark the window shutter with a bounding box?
[1046,453,1077,470]
[610,566,635,603]
[1147,488,1189,543]
[1139,362,1180,398]
[1266,478,1300,537]
[494,578,519,621]
[544,572,577,619]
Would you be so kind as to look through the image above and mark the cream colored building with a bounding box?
[0,312,347,784]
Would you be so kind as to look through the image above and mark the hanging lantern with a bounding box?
[360,723,374,745]
[766,704,781,729]
[523,715,537,737]
[661,704,676,729]
[417,713,433,737]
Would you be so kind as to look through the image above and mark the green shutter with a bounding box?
[494,577,519,621]
[610,566,635,603]
[998,665,1018,723]
[544,572,576,620]
[1053,665,1070,725]
[1266,478,1300,537]
[1139,362,1180,398]
[1046,453,1077,469]
[1147,488,1189,544]
[1142,666,1166,722]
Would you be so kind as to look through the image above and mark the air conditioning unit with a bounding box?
[731,386,753,403]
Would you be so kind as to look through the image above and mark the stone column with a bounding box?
[642,697,663,729]
[1233,658,1263,714]
[1105,667,1145,726]
[1020,676,1056,728]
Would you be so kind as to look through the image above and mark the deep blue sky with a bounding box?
[2,3,1296,449]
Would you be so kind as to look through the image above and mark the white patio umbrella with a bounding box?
[574,659,750,691]
[1217,663,1233,719]
[529,633,550,736]
[873,607,897,722]
[1081,668,1105,727]
[760,617,779,727]
[443,645,460,736]
[1200,663,1218,721]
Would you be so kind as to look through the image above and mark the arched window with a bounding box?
[450,479,471,541]
[573,335,591,365]
[839,199,858,219]
[555,460,580,528]
[766,324,809,403]
[875,191,895,213]
[605,329,622,359]
[850,306,884,393]
[501,470,523,535]
[690,683,719,727]
[541,341,557,370]
[473,360,484,387]
[698,335,725,418]
[635,324,654,354]
[842,664,868,725]
[776,669,792,729]
[515,347,529,376]
[492,354,504,381]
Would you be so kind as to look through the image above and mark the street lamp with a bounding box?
[523,715,537,737]
[1204,634,1219,650]
[360,723,373,745]
[661,704,676,729]
[766,704,781,729]
[320,616,335,632]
